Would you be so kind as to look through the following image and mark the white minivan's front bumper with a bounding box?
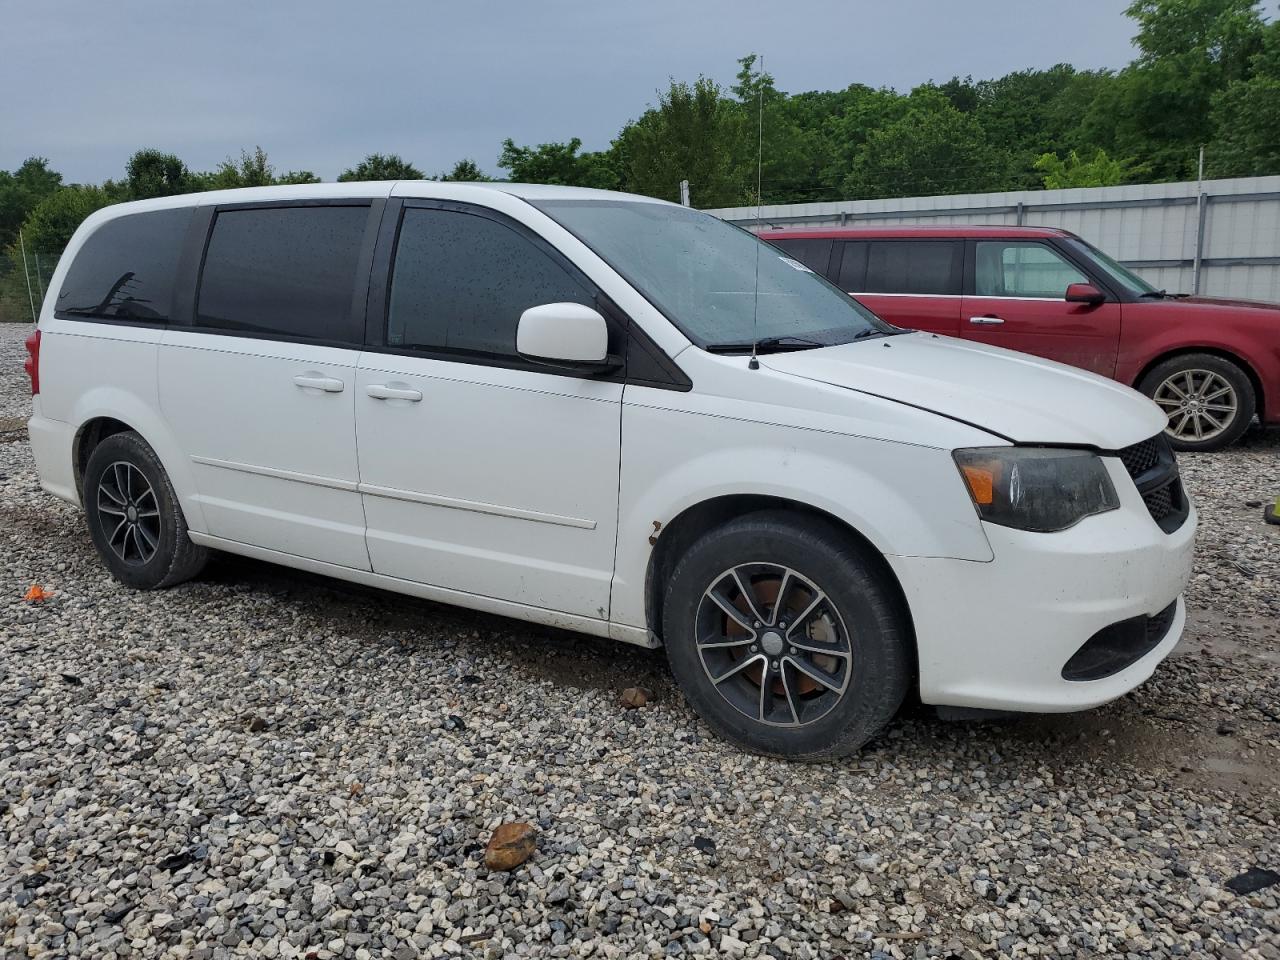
[889,459,1197,713]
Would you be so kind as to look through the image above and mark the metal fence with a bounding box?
[705,175,1280,302]
[0,248,61,324]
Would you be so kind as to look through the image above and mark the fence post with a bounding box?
[1015,201,1025,226]
[18,229,37,325]
[1193,193,1209,295]
[34,252,45,302]
[1192,146,1206,295]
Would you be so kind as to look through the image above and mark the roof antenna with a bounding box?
[749,53,765,371]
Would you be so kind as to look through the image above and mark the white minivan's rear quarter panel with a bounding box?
[32,319,209,529]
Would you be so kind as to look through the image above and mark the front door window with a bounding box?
[975,241,1088,299]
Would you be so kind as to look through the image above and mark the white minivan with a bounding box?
[25,182,1196,758]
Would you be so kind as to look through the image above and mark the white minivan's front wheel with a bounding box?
[661,511,910,759]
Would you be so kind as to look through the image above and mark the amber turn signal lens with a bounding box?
[960,463,996,505]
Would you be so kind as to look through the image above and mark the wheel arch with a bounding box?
[67,397,207,534]
[644,494,918,678]
[73,416,134,504]
[1134,346,1265,420]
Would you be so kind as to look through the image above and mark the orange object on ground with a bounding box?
[23,585,51,602]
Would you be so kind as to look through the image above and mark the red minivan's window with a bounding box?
[863,240,961,295]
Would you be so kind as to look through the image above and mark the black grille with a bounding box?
[1118,437,1160,476]
[1116,434,1189,533]
[1143,485,1175,522]
[1062,599,1179,681]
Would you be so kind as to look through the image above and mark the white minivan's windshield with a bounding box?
[532,198,894,352]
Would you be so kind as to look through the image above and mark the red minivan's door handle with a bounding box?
[968,315,1005,326]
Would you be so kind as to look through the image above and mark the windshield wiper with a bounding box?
[705,336,826,354]
[1138,290,1168,299]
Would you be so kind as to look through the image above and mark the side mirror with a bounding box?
[1065,282,1106,305]
[517,302,619,371]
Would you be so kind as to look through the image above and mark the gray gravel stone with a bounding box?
[1,322,1278,958]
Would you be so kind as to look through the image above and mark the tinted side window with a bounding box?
[56,208,192,322]
[196,205,368,343]
[769,238,833,275]
[864,241,960,295]
[388,207,593,356]
[835,241,867,290]
[975,241,1088,298]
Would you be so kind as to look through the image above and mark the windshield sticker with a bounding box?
[779,256,813,273]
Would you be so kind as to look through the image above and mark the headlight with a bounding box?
[953,447,1119,533]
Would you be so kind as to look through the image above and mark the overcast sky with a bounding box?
[1,1,1139,184]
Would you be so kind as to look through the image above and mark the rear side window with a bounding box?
[56,208,192,322]
[387,207,593,357]
[196,205,369,344]
[835,241,867,290]
[768,238,833,275]
[863,240,960,295]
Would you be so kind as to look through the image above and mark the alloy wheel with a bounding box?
[96,461,161,565]
[695,563,852,727]
[1152,369,1238,443]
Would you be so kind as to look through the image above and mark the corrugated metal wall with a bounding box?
[704,176,1280,302]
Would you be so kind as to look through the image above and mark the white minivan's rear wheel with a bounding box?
[84,431,208,590]
[661,511,910,759]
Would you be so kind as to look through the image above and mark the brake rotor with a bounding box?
[725,574,836,696]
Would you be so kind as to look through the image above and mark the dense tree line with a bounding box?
[2,0,1278,266]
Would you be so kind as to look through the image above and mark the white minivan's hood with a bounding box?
[762,333,1166,449]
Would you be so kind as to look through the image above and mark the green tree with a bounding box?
[1126,0,1264,72]
[973,66,1112,188]
[125,149,192,199]
[618,76,742,205]
[1089,0,1267,179]
[1,185,114,319]
[817,84,909,196]
[1034,149,1130,188]
[440,158,491,181]
[729,54,829,204]
[196,146,278,189]
[337,153,423,182]
[842,89,1006,199]
[497,137,617,188]
[934,76,981,113]
[276,170,322,184]
[0,157,63,248]
[1208,19,1280,176]
[8,185,115,254]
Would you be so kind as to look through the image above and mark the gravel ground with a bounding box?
[1,321,1278,959]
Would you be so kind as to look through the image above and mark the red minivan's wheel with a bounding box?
[1139,354,1255,452]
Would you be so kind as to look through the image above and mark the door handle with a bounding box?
[968,315,1005,326]
[366,384,423,402]
[293,374,345,392]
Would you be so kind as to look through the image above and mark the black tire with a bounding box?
[83,431,208,590]
[661,510,910,760]
[1138,353,1256,452]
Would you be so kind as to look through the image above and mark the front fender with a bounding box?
[610,400,993,630]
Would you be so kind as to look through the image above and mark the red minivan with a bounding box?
[764,226,1280,451]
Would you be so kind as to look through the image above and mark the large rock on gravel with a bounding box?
[484,822,537,871]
